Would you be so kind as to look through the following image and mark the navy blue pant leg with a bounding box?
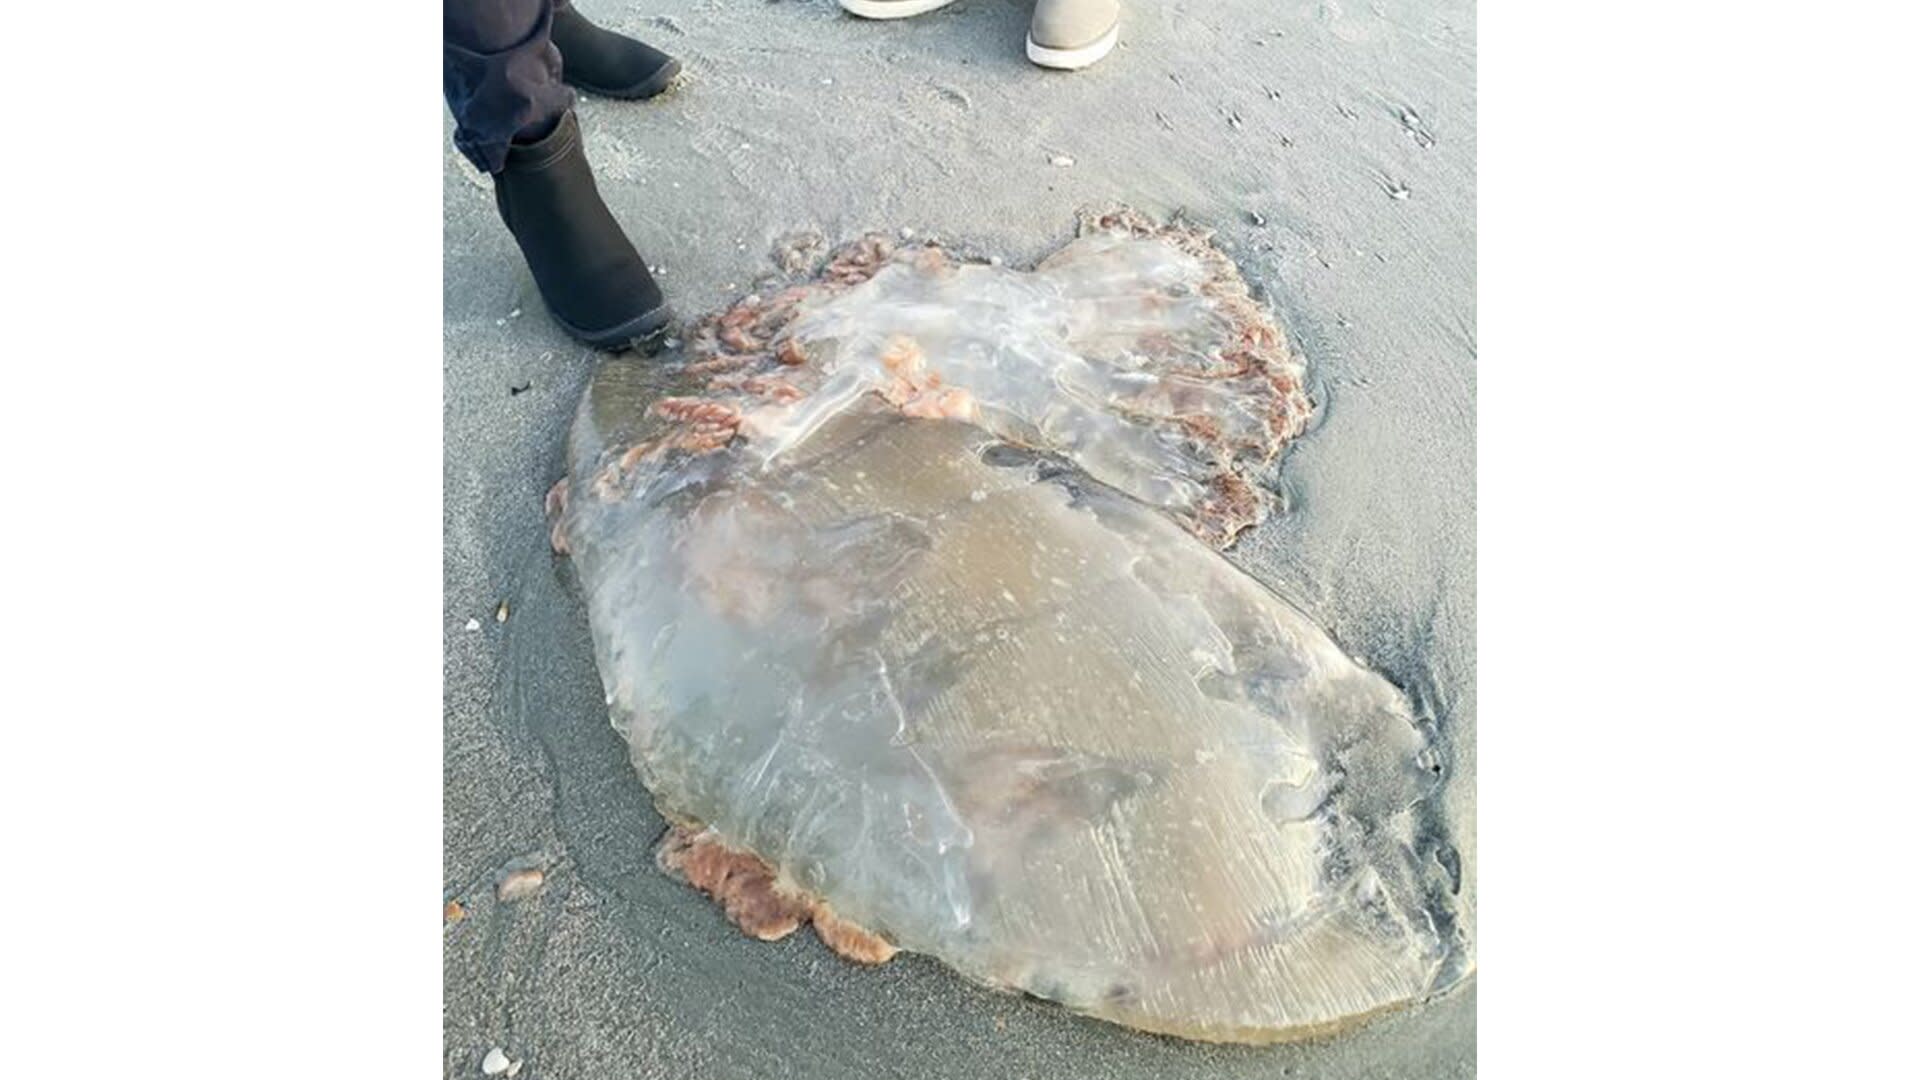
[444,0,577,174]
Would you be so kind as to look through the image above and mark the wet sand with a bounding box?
[444,0,1474,1075]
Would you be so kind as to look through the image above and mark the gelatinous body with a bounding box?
[555,214,1468,1042]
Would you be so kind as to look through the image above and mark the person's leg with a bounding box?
[549,0,683,99]
[444,0,574,175]
[444,0,669,349]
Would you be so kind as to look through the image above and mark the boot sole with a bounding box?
[838,0,960,18]
[566,57,683,101]
[557,300,674,352]
[1026,26,1119,69]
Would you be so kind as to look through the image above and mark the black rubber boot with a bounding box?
[552,6,682,99]
[495,111,669,350]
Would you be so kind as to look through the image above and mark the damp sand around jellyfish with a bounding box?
[549,212,1471,1043]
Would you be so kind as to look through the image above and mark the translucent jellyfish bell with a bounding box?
[552,212,1470,1043]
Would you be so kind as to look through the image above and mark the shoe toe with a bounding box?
[1030,0,1119,51]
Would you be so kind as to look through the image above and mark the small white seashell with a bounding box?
[465,618,481,632]
[1049,154,1075,167]
[506,1062,523,1079]
[482,1048,511,1076]
[497,867,545,901]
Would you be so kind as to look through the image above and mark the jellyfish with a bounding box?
[549,211,1469,1043]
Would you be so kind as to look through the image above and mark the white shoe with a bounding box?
[1027,0,1120,69]
[838,0,962,18]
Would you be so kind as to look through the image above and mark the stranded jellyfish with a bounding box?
[549,211,1469,1042]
